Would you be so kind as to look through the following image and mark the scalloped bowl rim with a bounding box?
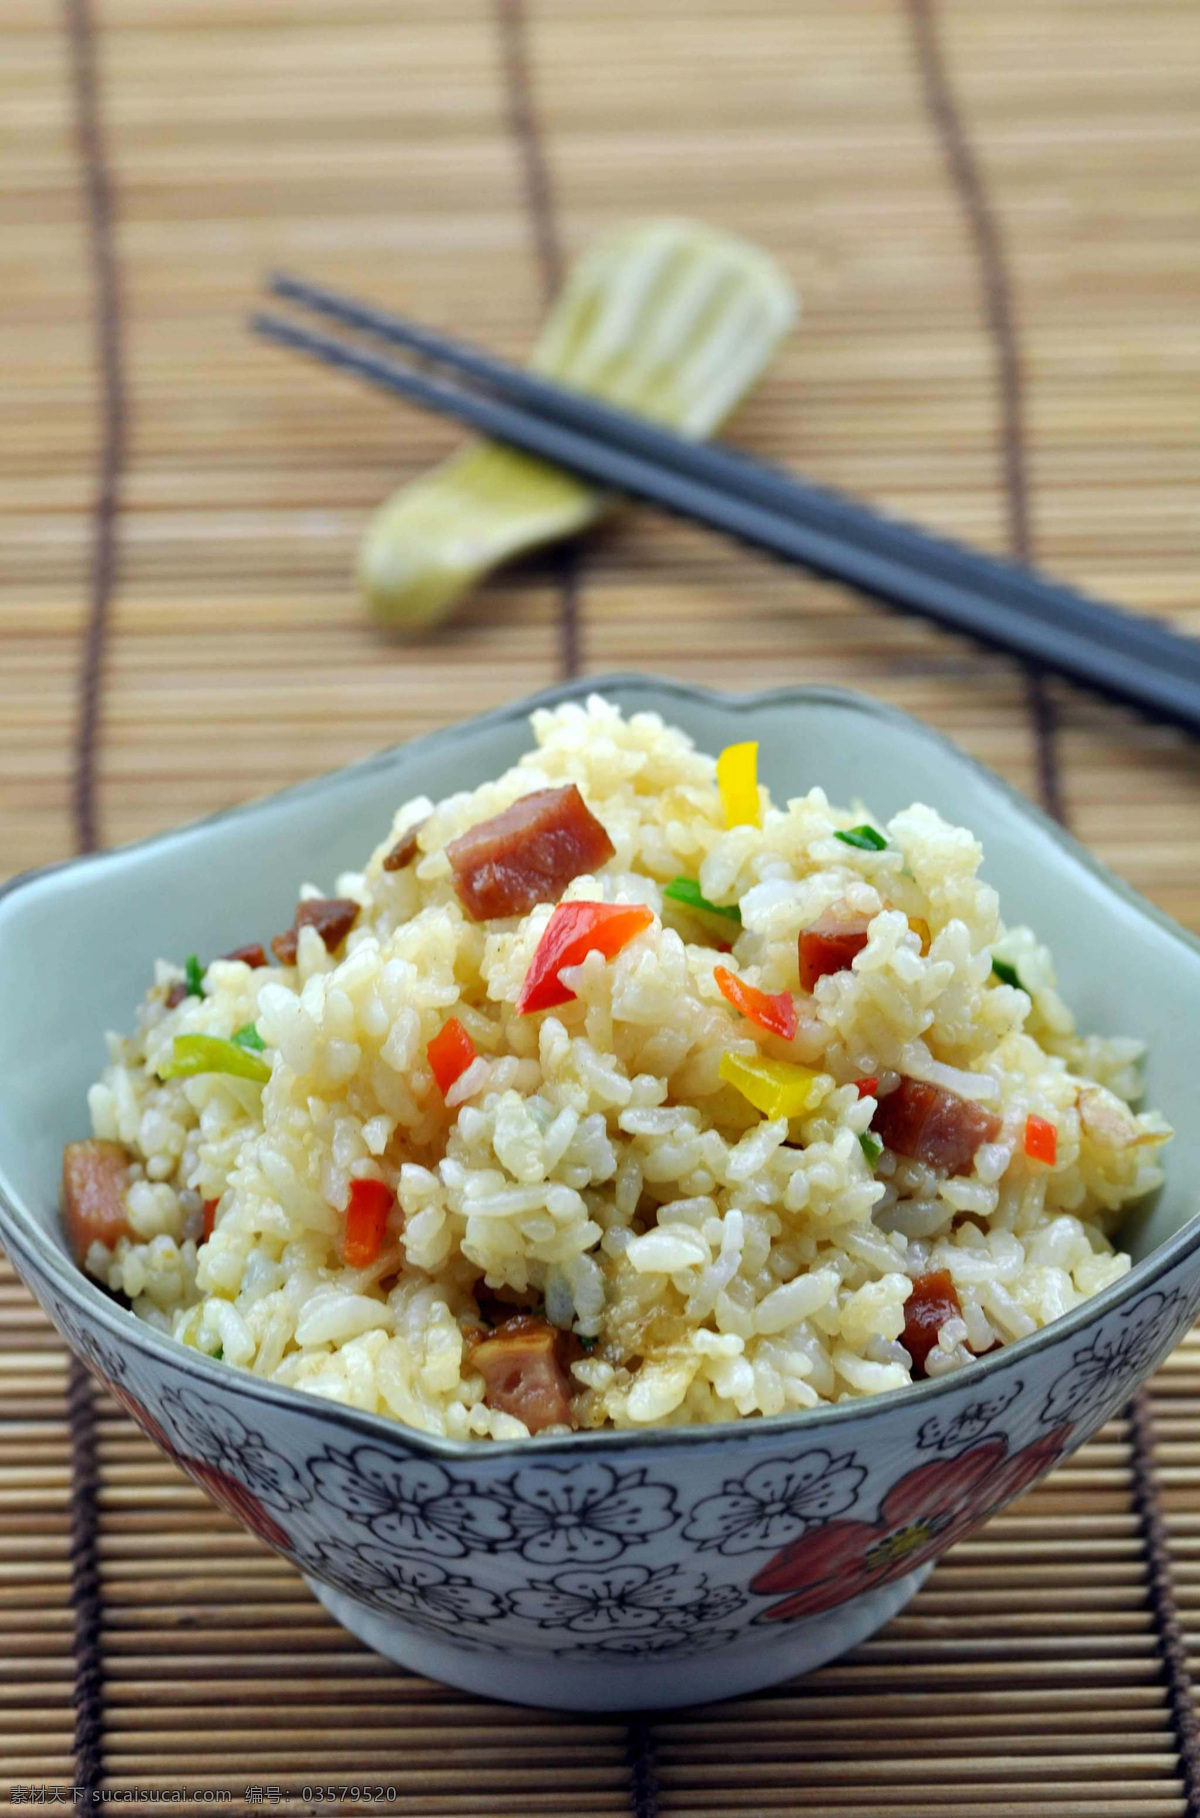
[2,672,1198,1460]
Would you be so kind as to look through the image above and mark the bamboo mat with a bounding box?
[3,0,1200,1810]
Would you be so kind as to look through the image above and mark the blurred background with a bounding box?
[3,0,1200,1808]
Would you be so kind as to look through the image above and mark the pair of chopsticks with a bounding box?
[253,275,1200,736]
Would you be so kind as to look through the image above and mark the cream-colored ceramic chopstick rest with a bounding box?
[358,218,796,630]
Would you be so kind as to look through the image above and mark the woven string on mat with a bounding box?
[62,0,126,1793]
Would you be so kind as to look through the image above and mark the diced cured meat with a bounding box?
[270,897,360,965]
[270,928,297,967]
[798,912,872,992]
[222,942,269,969]
[297,896,359,948]
[903,1269,962,1377]
[447,785,614,922]
[382,818,427,873]
[62,1140,133,1264]
[164,982,189,1009]
[468,1314,577,1433]
[874,1076,1002,1175]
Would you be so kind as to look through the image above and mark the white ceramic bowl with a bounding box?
[2,677,1198,1710]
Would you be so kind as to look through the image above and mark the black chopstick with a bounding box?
[251,301,1200,736]
[267,271,1200,689]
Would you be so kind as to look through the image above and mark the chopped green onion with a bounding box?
[211,1344,223,1362]
[859,1132,883,1166]
[184,954,205,998]
[231,1022,265,1053]
[991,957,1024,990]
[159,1034,270,1084]
[577,1333,598,1353]
[835,825,887,852]
[663,877,742,923]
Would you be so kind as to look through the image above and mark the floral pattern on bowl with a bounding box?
[749,1422,1071,1622]
[23,1235,1200,1703]
[3,675,1200,1709]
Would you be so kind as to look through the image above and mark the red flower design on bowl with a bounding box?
[752,1425,1071,1622]
[99,1377,176,1458]
[178,1457,294,1554]
[92,1375,295,1555]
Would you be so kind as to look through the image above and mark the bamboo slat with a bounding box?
[3,0,1200,1810]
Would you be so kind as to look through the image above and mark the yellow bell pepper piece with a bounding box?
[719,1050,829,1120]
[717,741,760,829]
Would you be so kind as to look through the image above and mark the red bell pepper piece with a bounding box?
[713,965,797,1041]
[854,1077,879,1099]
[1023,1113,1058,1166]
[343,1177,393,1268]
[517,901,654,1014]
[427,1017,478,1097]
[201,1198,219,1242]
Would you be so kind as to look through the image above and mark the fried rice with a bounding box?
[72,696,1171,1439]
